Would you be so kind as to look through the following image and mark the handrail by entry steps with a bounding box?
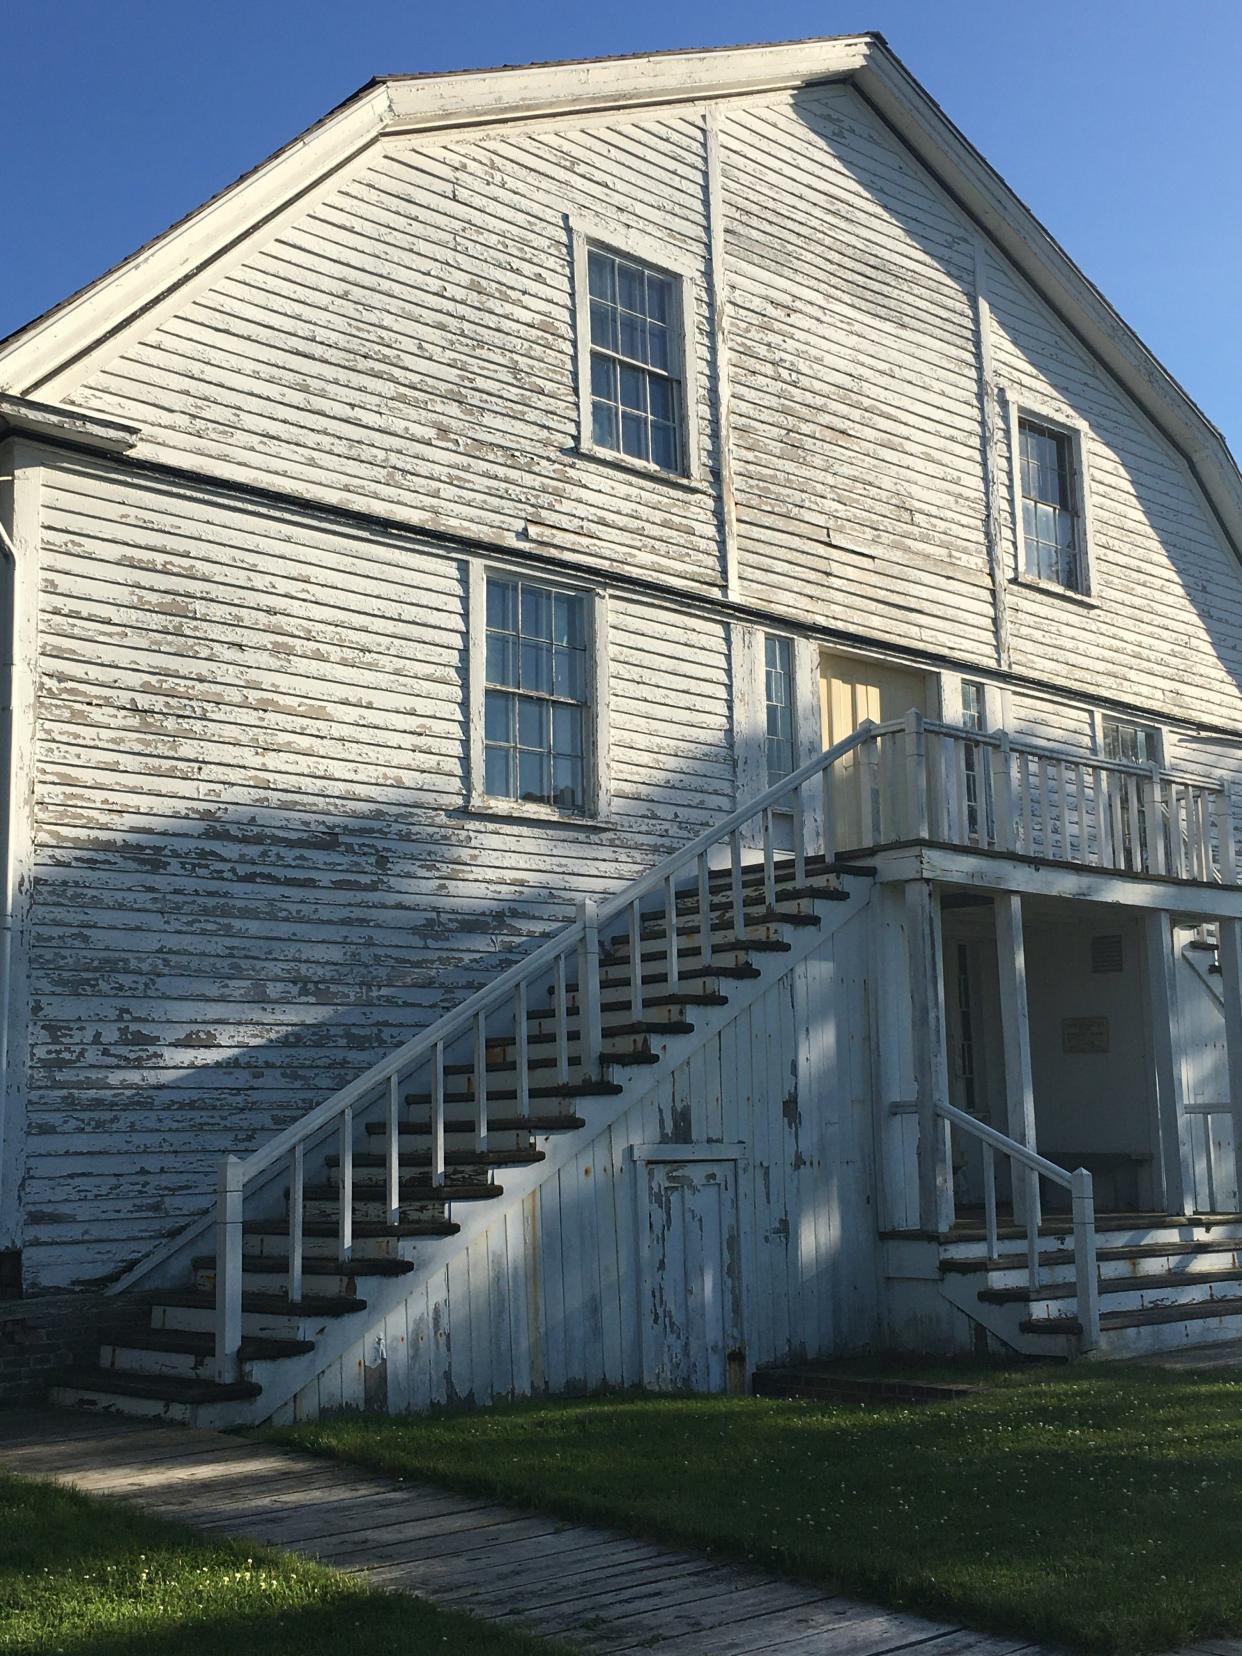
[937,1099,1101,1353]
[211,723,880,1382]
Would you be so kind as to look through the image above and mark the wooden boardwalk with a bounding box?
[0,1409,1237,1656]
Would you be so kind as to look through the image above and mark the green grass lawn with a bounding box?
[263,1359,1242,1655]
[0,1468,562,1656]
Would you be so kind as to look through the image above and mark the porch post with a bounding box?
[905,879,953,1233]
[994,891,1040,1228]
[1214,917,1242,1208]
[1143,909,1194,1216]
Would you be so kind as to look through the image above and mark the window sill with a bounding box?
[572,443,710,495]
[463,797,615,832]
[1009,575,1100,611]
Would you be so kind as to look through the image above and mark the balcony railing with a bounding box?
[834,711,1237,884]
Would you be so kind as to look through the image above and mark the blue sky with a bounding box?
[3,0,1239,452]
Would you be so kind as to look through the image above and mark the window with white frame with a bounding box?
[960,679,989,843]
[764,634,796,789]
[1018,416,1084,591]
[584,245,684,473]
[483,575,590,813]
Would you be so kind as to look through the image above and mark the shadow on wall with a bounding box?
[19,732,750,1295]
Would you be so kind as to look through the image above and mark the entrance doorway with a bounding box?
[819,651,931,849]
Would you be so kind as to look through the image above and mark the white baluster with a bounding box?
[514,978,530,1116]
[576,899,602,1075]
[991,733,1013,852]
[982,1143,997,1260]
[1072,1167,1100,1353]
[664,874,680,994]
[474,1009,488,1154]
[1025,1165,1040,1288]
[555,952,570,1085]
[431,1040,446,1188]
[792,787,807,887]
[1072,762,1086,863]
[762,809,776,909]
[628,900,644,1019]
[1126,773,1143,873]
[288,1141,303,1306]
[1020,752,1035,856]
[1218,786,1237,885]
[730,828,746,938]
[214,1154,244,1384]
[1147,765,1167,877]
[338,1107,352,1261]
[696,853,713,968]
[386,1074,400,1226]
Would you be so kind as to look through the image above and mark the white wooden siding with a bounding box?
[279,912,877,1418]
[23,459,736,1289]
[63,113,723,594]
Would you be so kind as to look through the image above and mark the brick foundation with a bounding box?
[0,1293,148,1405]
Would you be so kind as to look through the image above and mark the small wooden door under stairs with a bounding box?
[637,1147,745,1394]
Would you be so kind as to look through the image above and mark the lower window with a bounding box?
[483,575,589,813]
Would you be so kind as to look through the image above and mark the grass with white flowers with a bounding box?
[0,1469,561,1656]
[264,1358,1242,1654]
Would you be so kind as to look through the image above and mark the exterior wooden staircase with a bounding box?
[52,805,876,1424]
[938,1215,1242,1358]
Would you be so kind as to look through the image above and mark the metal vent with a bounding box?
[1091,934,1124,974]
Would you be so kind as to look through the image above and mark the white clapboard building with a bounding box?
[1,35,1241,1425]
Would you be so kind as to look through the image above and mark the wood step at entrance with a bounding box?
[1023,1293,1242,1338]
[948,1236,1242,1288]
[303,1179,503,1207]
[492,1019,694,1055]
[623,908,822,949]
[151,1289,367,1341]
[599,936,790,969]
[52,1368,263,1415]
[99,1329,315,1380]
[598,961,761,991]
[992,1265,1242,1315]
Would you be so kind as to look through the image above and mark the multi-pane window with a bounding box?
[1102,718,1161,870]
[587,247,682,473]
[764,635,795,789]
[960,680,987,843]
[1019,418,1081,591]
[484,577,588,813]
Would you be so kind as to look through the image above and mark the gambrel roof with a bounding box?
[3,33,1239,553]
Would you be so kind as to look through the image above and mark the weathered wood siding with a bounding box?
[272,911,877,1419]
[23,456,737,1289]
[722,86,995,663]
[983,245,1242,728]
[62,113,723,592]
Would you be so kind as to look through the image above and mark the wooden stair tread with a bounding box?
[303,1180,503,1202]
[326,1148,545,1170]
[245,1217,460,1239]
[1023,1293,1242,1335]
[365,1114,586,1136]
[942,1234,1242,1274]
[193,1253,414,1278]
[981,1265,1242,1304]
[57,1367,263,1404]
[105,1329,314,1361]
[154,1289,367,1315]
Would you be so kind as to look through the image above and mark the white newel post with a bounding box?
[1215,916,1242,1208]
[1144,910,1194,1216]
[214,1154,244,1384]
[994,891,1040,1229]
[905,879,953,1232]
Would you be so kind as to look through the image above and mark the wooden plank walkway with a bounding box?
[0,1408,1233,1656]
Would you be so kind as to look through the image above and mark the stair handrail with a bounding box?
[936,1099,1101,1353]
[211,720,879,1381]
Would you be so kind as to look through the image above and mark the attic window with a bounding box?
[1091,934,1124,974]
[1012,411,1093,596]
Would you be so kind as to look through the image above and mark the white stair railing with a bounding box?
[211,722,878,1382]
[846,712,1235,883]
[937,1099,1101,1353]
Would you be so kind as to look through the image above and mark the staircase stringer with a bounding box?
[221,880,874,1425]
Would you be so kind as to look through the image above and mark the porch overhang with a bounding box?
[853,840,1242,923]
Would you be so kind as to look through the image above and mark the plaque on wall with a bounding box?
[1062,1016,1109,1054]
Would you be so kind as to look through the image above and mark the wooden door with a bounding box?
[640,1156,743,1394]
[820,652,930,849]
